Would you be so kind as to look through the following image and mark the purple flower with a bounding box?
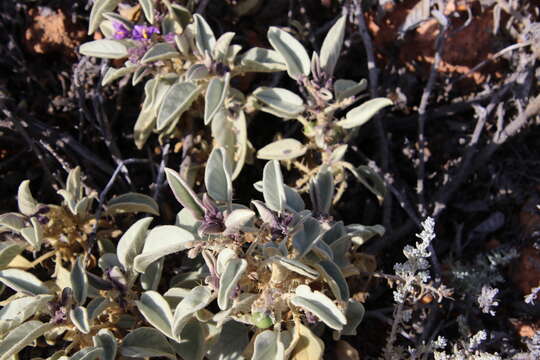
[132,25,160,41]
[112,21,131,40]
[198,194,225,236]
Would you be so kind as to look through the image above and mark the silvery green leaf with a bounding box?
[117,217,153,273]
[347,165,386,204]
[253,87,304,119]
[257,138,306,161]
[75,197,94,217]
[336,98,393,129]
[218,258,247,310]
[99,20,115,38]
[79,40,129,59]
[20,218,42,251]
[87,297,110,321]
[88,0,120,34]
[340,300,365,336]
[213,32,236,62]
[139,0,154,23]
[186,63,210,80]
[252,330,285,360]
[267,27,310,79]
[175,33,191,56]
[101,12,132,29]
[57,189,76,215]
[70,347,104,360]
[0,269,50,296]
[329,144,348,165]
[193,14,216,56]
[157,82,201,131]
[170,318,207,360]
[0,213,27,233]
[136,291,174,338]
[238,47,286,73]
[106,192,160,216]
[309,166,334,215]
[283,185,305,212]
[141,258,164,291]
[71,255,88,304]
[346,223,385,246]
[334,79,367,100]
[101,65,137,86]
[207,320,249,360]
[165,168,205,219]
[142,43,179,64]
[205,147,233,204]
[321,221,346,245]
[93,329,117,360]
[320,16,346,77]
[226,44,243,65]
[17,180,38,216]
[98,253,122,272]
[0,295,53,326]
[0,242,23,270]
[317,260,349,301]
[66,166,83,201]
[205,74,230,125]
[291,285,346,331]
[132,66,150,85]
[273,256,319,279]
[121,327,175,359]
[216,248,237,275]
[172,286,213,339]
[70,306,91,334]
[262,160,286,212]
[133,79,163,149]
[293,216,323,257]
[0,320,54,360]
[169,4,192,29]
[175,208,202,233]
[313,241,334,261]
[224,209,256,234]
[211,109,248,180]
[134,225,196,273]
[328,235,349,268]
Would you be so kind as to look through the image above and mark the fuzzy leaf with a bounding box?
[142,43,179,64]
[157,82,201,131]
[341,300,365,336]
[165,168,205,219]
[291,285,346,331]
[262,160,286,212]
[136,291,174,338]
[121,327,176,359]
[204,74,230,125]
[253,87,304,119]
[309,166,334,216]
[141,258,164,291]
[213,32,236,62]
[273,256,319,279]
[317,260,349,301]
[267,27,310,79]
[106,192,160,216]
[88,0,120,34]
[320,16,346,77]
[102,65,137,86]
[134,225,196,273]
[87,297,110,321]
[71,255,88,304]
[172,286,213,339]
[93,329,117,360]
[0,269,50,296]
[239,47,286,73]
[0,294,53,328]
[117,217,153,273]
[205,147,233,204]
[70,306,91,334]
[207,320,249,360]
[224,208,256,234]
[17,180,38,216]
[0,320,54,360]
[170,318,207,360]
[0,242,24,269]
[218,258,247,310]
[257,139,306,160]
[193,14,216,56]
[284,185,305,212]
[0,213,27,233]
[139,0,154,23]
[347,165,386,204]
[346,223,385,246]
[334,79,367,100]
[79,40,129,59]
[253,330,285,360]
[290,323,324,360]
[336,98,393,129]
[70,347,104,360]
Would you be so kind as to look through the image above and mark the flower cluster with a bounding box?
[112,22,160,41]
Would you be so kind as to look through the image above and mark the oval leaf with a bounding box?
[135,291,174,338]
[320,16,346,77]
[17,180,38,216]
[205,147,233,204]
[164,168,205,219]
[0,320,54,360]
[93,329,117,360]
[253,330,285,360]
[204,74,230,125]
[218,258,247,310]
[70,306,91,334]
[172,286,213,340]
[142,43,179,64]
[291,285,346,331]
[336,98,393,129]
[257,138,306,160]
[262,160,286,212]
[106,192,160,216]
[88,0,120,34]
[71,255,88,304]
[117,217,153,273]
[134,225,196,273]
[193,14,216,56]
[157,82,201,131]
[239,47,287,73]
[121,327,176,359]
[79,40,129,59]
[0,269,50,296]
[253,87,304,118]
[267,27,310,79]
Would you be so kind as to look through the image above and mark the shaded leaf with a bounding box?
[165,168,205,219]
[273,256,319,279]
[193,14,216,56]
[253,330,285,360]
[309,166,334,216]
[139,0,154,23]
[205,147,233,204]
[69,306,91,334]
[88,297,110,321]
[70,347,104,360]
[0,320,54,360]
[71,255,88,305]
[239,47,286,73]
[106,192,160,216]
[170,318,208,360]
[0,213,27,233]
[88,0,120,34]
[172,286,213,339]
[141,258,164,291]
[334,79,367,101]
[341,300,365,336]
[0,242,24,270]
[93,329,117,360]
[121,327,176,359]
[317,260,349,301]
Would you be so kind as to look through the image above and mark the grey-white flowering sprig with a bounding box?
[80,1,287,180]
[105,146,384,359]
[477,285,499,316]
[247,16,391,202]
